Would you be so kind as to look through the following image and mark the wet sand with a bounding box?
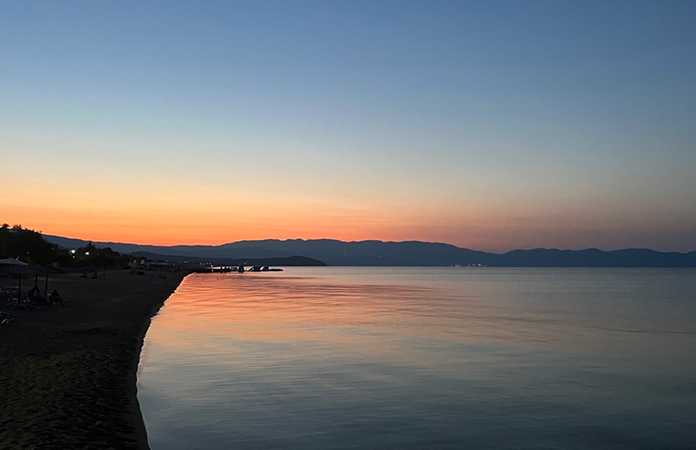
[0,270,188,450]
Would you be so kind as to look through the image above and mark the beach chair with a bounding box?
[0,285,18,307]
[17,300,42,311]
[0,311,17,324]
[5,292,43,311]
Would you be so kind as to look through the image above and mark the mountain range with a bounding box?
[42,235,696,267]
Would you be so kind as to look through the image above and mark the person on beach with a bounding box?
[49,289,65,306]
[28,286,44,302]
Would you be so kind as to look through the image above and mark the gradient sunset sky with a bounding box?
[2,1,695,252]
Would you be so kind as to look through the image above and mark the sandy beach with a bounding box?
[0,270,188,450]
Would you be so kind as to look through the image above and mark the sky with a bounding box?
[1,0,695,252]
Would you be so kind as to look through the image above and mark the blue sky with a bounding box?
[1,1,695,251]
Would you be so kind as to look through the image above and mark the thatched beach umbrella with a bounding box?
[0,258,28,267]
[1,264,59,301]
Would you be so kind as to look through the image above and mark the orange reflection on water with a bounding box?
[145,271,583,373]
[153,274,443,336]
[145,272,512,369]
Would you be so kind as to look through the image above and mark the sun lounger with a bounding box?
[0,285,18,306]
[6,295,42,311]
[0,311,17,324]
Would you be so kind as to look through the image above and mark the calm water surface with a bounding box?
[138,268,696,449]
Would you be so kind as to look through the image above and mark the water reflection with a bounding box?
[139,268,696,450]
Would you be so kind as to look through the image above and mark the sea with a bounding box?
[137,267,696,450]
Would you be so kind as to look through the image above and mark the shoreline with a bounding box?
[0,270,188,449]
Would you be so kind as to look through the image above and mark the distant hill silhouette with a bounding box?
[43,235,696,267]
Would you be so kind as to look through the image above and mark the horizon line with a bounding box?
[41,233,696,255]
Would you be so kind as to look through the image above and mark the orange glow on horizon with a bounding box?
[4,182,695,253]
